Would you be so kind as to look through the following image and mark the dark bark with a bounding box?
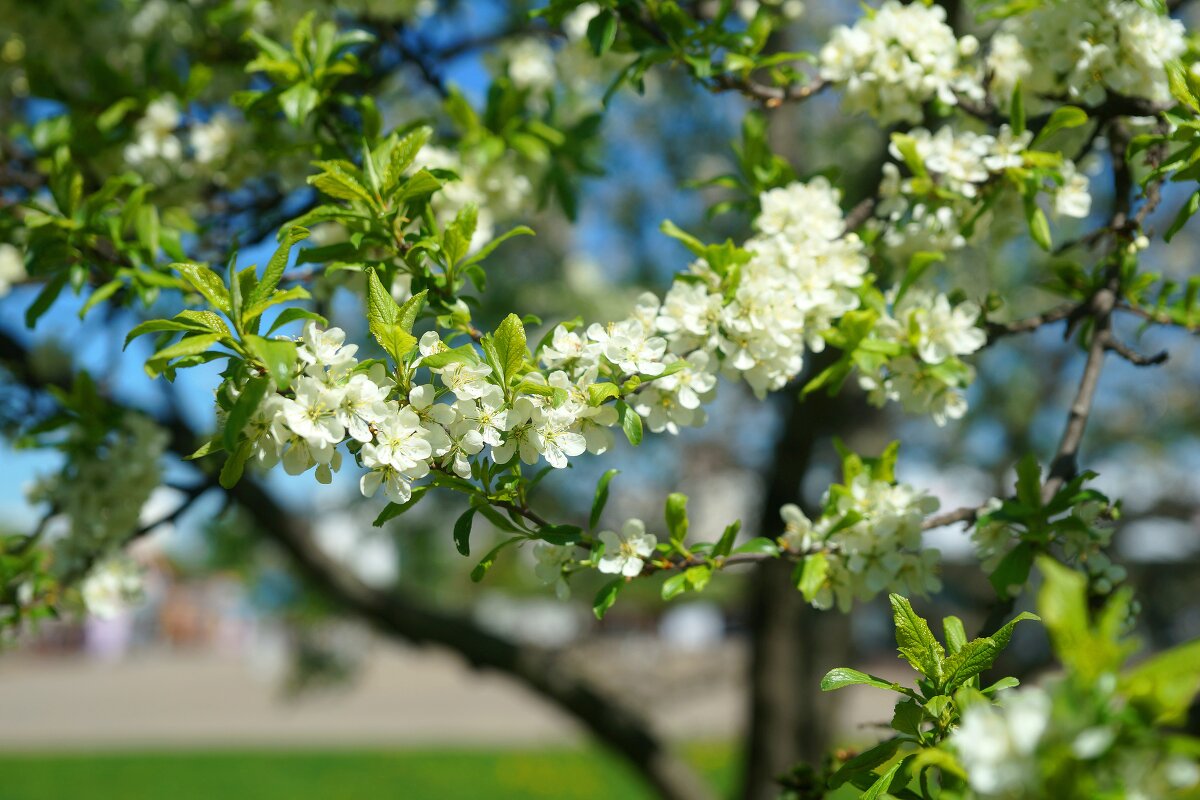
[739,359,860,800]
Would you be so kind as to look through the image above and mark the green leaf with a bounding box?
[372,487,428,526]
[219,440,253,489]
[79,279,123,319]
[988,541,1035,597]
[891,699,925,737]
[664,493,689,545]
[453,508,476,556]
[125,317,217,349]
[889,594,945,681]
[590,469,619,530]
[616,400,643,446]
[820,667,902,693]
[661,573,689,601]
[244,335,298,390]
[397,289,428,333]
[459,226,535,269]
[493,313,527,385]
[365,268,416,363]
[586,9,618,56]
[861,756,912,800]
[470,536,522,582]
[943,615,968,655]
[1122,638,1200,725]
[24,271,68,328]
[421,345,479,369]
[223,376,271,452]
[895,251,943,305]
[172,261,231,313]
[941,612,1039,690]
[279,82,320,126]
[731,537,779,556]
[593,578,624,620]
[1033,106,1089,147]
[248,227,309,309]
[1025,200,1052,251]
[1165,190,1200,243]
[266,307,328,335]
[147,333,223,376]
[828,738,900,789]
[712,520,741,559]
[796,552,829,603]
[385,126,432,190]
[1015,454,1043,508]
[1010,81,1025,134]
[982,676,1021,695]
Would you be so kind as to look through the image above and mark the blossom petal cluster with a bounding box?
[876,125,1091,258]
[28,414,168,575]
[819,0,983,125]
[987,0,1187,108]
[780,473,940,611]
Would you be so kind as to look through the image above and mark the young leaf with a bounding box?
[889,594,946,681]
[249,226,309,308]
[244,335,298,390]
[223,376,271,452]
[820,667,902,693]
[712,519,741,559]
[616,400,643,446]
[796,552,829,603]
[172,262,231,313]
[593,578,623,620]
[493,313,527,385]
[590,469,620,530]
[453,508,477,556]
[664,493,689,545]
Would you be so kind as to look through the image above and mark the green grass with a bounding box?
[0,745,736,800]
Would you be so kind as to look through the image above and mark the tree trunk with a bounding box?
[739,366,860,799]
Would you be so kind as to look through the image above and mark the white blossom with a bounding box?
[597,519,658,577]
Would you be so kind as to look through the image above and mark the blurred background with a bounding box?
[2,1,1200,798]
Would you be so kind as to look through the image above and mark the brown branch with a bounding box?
[1042,287,1114,502]
[1105,335,1168,367]
[985,302,1078,342]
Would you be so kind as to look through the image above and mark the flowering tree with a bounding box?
[3,0,1200,798]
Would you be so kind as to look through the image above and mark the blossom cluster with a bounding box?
[123,95,236,171]
[27,414,168,576]
[819,0,983,125]
[238,178,991,509]
[80,556,145,619]
[952,683,1200,797]
[972,497,1127,595]
[987,0,1187,109]
[414,145,534,257]
[875,125,1091,257]
[0,243,26,297]
[778,474,940,611]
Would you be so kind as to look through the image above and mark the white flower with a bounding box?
[81,557,144,619]
[408,384,455,456]
[953,689,1050,796]
[534,407,587,469]
[597,519,658,577]
[990,0,1186,108]
[452,387,510,447]
[0,243,26,296]
[190,113,235,165]
[298,323,358,379]
[505,38,557,92]
[1055,161,1092,219]
[123,95,183,165]
[492,396,544,465]
[281,376,345,449]
[336,373,390,443]
[819,0,983,125]
[900,292,987,364]
[534,543,575,599]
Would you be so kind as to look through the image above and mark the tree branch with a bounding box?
[0,326,716,800]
